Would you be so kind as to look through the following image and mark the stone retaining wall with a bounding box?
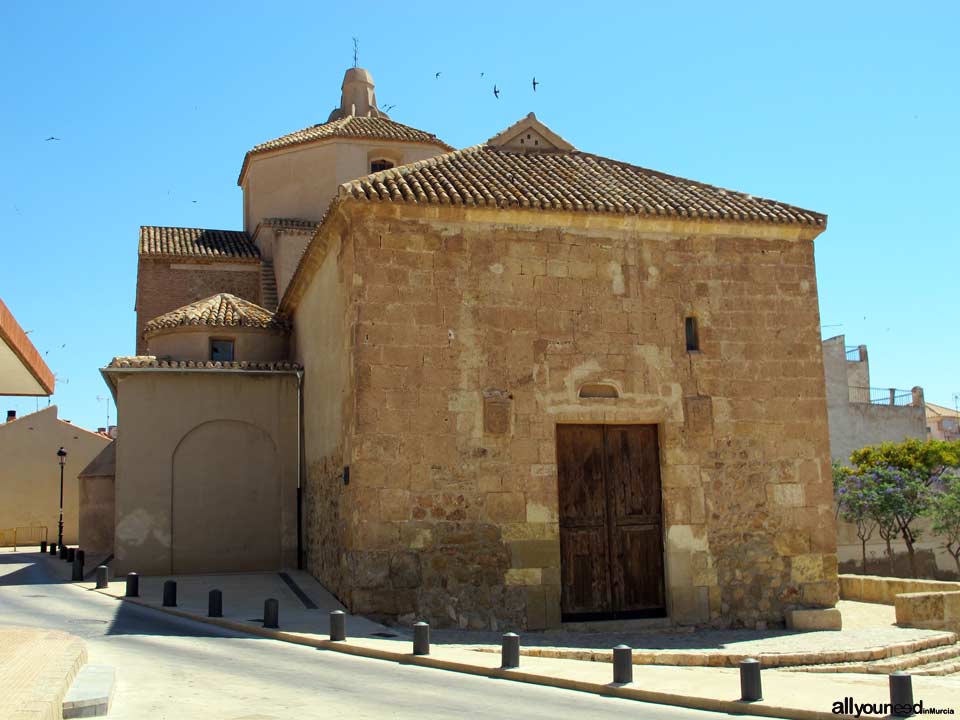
[838,574,960,605]
[895,591,960,633]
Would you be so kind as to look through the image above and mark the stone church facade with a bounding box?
[98,67,837,631]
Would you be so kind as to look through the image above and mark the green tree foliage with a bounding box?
[839,439,960,577]
[929,471,960,574]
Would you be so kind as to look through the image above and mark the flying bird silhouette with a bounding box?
[532,77,539,91]
[493,85,500,99]
[480,72,485,77]
[45,137,60,141]
[435,72,441,79]
[192,200,198,204]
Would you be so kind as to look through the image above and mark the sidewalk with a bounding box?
[0,626,87,720]
[44,552,960,720]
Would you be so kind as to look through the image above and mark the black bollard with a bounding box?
[125,572,139,598]
[613,645,633,684]
[67,547,76,562]
[889,672,914,717]
[71,552,83,582]
[208,589,222,618]
[330,609,346,641]
[40,541,47,554]
[413,622,430,655]
[501,632,520,669]
[59,543,68,560]
[162,580,177,607]
[739,658,763,702]
[264,598,279,629]
[95,565,109,589]
[49,542,57,556]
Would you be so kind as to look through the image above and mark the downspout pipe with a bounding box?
[297,369,305,570]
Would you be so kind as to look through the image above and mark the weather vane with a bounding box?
[352,37,359,68]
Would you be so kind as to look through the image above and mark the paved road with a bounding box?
[0,550,750,719]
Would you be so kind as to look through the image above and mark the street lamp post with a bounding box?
[56,447,67,550]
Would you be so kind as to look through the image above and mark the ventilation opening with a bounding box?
[685,317,700,352]
[579,383,620,399]
[370,159,394,173]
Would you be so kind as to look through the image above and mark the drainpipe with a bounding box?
[297,369,305,570]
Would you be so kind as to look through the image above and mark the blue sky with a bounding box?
[2,1,958,429]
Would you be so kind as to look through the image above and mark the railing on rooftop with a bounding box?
[848,386,915,407]
[845,346,865,362]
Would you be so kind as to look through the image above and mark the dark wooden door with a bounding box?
[557,424,665,620]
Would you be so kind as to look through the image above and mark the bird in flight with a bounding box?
[480,72,485,77]
[45,136,60,141]
[382,104,396,112]
[192,200,198,204]
[493,85,500,99]
[532,77,539,92]
[435,72,441,79]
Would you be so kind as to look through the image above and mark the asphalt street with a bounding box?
[0,550,754,719]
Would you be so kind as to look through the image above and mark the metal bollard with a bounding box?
[889,671,914,717]
[125,572,139,598]
[264,598,279,629]
[413,622,430,655]
[95,565,109,589]
[40,541,47,554]
[329,610,346,641]
[208,589,222,617]
[162,580,177,607]
[739,658,763,702]
[67,547,76,563]
[501,632,520,669]
[71,552,84,582]
[59,543,68,560]
[49,542,57,556]
[613,645,633,684]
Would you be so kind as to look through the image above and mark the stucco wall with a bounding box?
[822,336,926,463]
[135,258,261,354]
[0,407,110,545]
[242,139,449,235]
[293,212,354,601]
[145,326,288,362]
[79,474,114,554]
[297,202,836,631]
[111,371,298,575]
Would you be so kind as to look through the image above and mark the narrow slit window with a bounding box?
[685,317,699,352]
[210,338,235,362]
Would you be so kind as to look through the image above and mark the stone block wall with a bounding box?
[299,202,836,630]
[135,258,262,353]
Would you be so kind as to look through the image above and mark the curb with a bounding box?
[76,584,841,720]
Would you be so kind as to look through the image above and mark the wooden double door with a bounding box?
[557,424,666,620]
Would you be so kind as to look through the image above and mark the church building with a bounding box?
[96,68,838,631]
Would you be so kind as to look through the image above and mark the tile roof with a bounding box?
[139,226,259,262]
[260,217,321,232]
[926,402,960,419]
[239,116,453,184]
[339,144,826,226]
[106,356,301,371]
[143,293,289,335]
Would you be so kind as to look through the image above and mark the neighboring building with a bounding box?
[78,441,116,555]
[95,67,839,631]
[0,297,54,396]
[0,406,110,545]
[821,336,926,464]
[823,337,957,578]
[926,402,960,441]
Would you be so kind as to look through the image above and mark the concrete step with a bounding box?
[911,656,960,676]
[62,664,114,718]
[786,642,960,675]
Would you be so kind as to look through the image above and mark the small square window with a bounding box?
[370,159,394,173]
[210,339,234,362]
[685,317,699,352]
